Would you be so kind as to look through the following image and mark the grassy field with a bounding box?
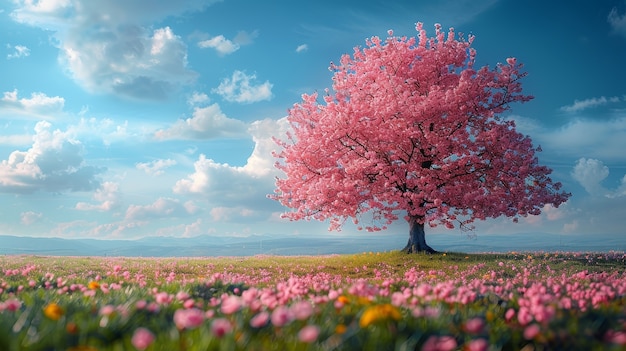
[1,251,625,350]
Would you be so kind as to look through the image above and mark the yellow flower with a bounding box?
[486,311,495,322]
[359,304,401,328]
[43,303,64,321]
[335,324,347,334]
[88,281,100,290]
[337,295,350,305]
[356,297,371,306]
[66,322,79,334]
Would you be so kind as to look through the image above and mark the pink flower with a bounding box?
[183,299,195,309]
[211,318,232,338]
[99,305,116,316]
[4,299,21,312]
[523,324,541,340]
[517,307,533,326]
[605,330,626,345]
[131,328,155,350]
[291,300,314,320]
[155,292,172,305]
[466,338,489,351]
[298,325,320,343]
[176,291,190,301]
[464,318,485,334]
[250,311,270,328]
[421,335,457,351]
[505,308,515,321]
[173,308,204,330]
[220,295,242,315]
[271,306,293,327]
[391,291,406,306]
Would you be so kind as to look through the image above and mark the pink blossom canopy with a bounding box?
[272,23,570,232]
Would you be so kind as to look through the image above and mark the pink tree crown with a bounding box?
[271,22,570,232]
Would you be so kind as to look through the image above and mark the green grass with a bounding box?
[3,250,624,286]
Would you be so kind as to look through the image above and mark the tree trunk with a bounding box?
[402,216,437,254]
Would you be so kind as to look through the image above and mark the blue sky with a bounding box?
[1,0,625,248]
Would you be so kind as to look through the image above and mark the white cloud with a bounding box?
[0,121,103,194]
[210,207,260,222]
[13,1,215,26]
[213,70,273,104]
[0,133,32,146]
[0,90,65,118]
[608,5,626,38]
[197,30,258,55]
[61,26,196,100]
[173,154,272,207]
[125,197,196,221]
[7,44,31,59]
[513,115,626,163]
[571,158,609,196]
[75,181,121,211]
[187,91,210,106]
[296,44,308,53]
[154,218,204,238]
[243,117,290,177]
[198,35,240,55]
[63,117,135,147]
[560,96,621,113]
[154,103,247,140]
[10,1,216,100]
[571,158,626,198]
[20,211,42,225]
[136,159,177,176]
[172,118,287,209]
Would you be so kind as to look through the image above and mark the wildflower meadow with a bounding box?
[1,251,626,350]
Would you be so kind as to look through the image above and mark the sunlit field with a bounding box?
[1,251,625,350]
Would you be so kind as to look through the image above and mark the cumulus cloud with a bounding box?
[571,158,610,196]
[154,103,247,140]
[125,197,197,221]
[571,158,626,198]
[197,30,258,55]
[62,25,196,100]
[296,44,308,53]
[213,70,273,104]
[7,44,30,59]
[608,5,626,38]
[0,121,103,194]
[0,90,65,118]
[198,35,240,55]
[560,96,622,113]
[10,1,217,100]
[244,117,290,177]
[136,159,177,176]
[75,181,121,211]
[172,118,288,208]
[187,91,210,106]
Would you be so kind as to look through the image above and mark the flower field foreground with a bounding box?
[1,251,626,350]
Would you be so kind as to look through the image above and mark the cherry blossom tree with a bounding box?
[271,23,571,253]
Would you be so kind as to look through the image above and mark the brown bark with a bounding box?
[402,215,437,254]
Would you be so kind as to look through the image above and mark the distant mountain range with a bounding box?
[0,232,623,257]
